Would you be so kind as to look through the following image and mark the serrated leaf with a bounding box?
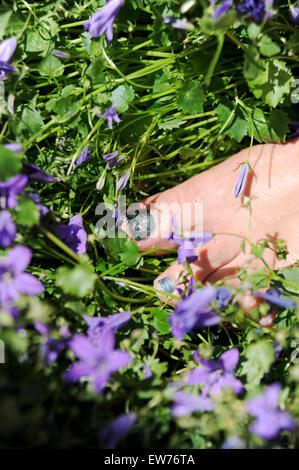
[241,341,275,388]
[14,196,40,227]
[277,267,299,295]
[177,81,204,114]
[111,84,134,113]
[251,108,290,143]
[56,264,97,297]
[247,59,293,108]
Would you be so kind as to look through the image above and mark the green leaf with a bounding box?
[217,99,248,142]
[0,10,12,38]
[102,236,140,266]
[258,35,280,57]
[0,144,21,181]
[241,340,275,388]
[14,196,40,227]
[151,308,171,335]
[244,47,264,81]
[247,59,293,108]
[56,264,97,297]
[251,108,290,143]
[277,267,299,295]
[39,54,63,77]
[19,105,44,134]
[111,84,135,113]
[25,30,53,56]
[247,22,261,40]
[177,81,204,114]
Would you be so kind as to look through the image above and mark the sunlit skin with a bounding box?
[123,138,299,304]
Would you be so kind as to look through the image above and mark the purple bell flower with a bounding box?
[52,215,87,254]
[22,163,53,183]
[169,286,221,339]
[237,0,274,22]
[234,163,249,198]
[164,16,193,30]
[291,7,299,25]
[83,311,131,341]
[0,210,17,247]
[103,151,125,169]
[83,0,124,43]
[210,0,233,21]
[247,383,295,439]
[171,391,215,417]
[186,348,244,396]
[75,146,91,167]
[100,412,136,449]
[0,174,28,209]
[0,245,44,306]
[0,37,18,79]
[4,143,23,154]
[116,171,130,191]
[66,329,132,393]
[253,288,295,309]
[98,105,121,129]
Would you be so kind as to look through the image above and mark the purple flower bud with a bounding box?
[234,163,249,198]
[0,37,18,79]
[83,0,124,43]
[103,151,125,169]
[0,210,17,247]
[4,143,23,154]
[164,16,193,30]
[51,49,70,59]
[100,412,136,449]
[211,0,233,21]
[75,146,91,167]
[116,171,130,191]
[291,7,299,25]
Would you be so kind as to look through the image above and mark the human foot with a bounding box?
[122,138,299,302]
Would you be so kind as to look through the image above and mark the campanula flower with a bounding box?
[75,146,91,167]
[234,162,249,197]
[100,412,136,449]
[253,288,295,309]
[171,391,215,417]
[22,163,54,183]
[186,348,244,396]
[28,193,49,217]
[0,37,17,80]
[83,0,124,43]
[0,210,16,247]
[164,16,193,30]
[291,7,299,24]
[247,383,295,439]
[53,215,87,254]
[210,0,233,21]
[4,143,23,154]
[103,151,125,169]
[0,245,44,306]
[66,329,132,393]
[0,174,28,209]
[237,0,274,22]
[116,171,130,191]
[83,312,131,341]
[169,286,221,339]
[34,321,70,365]
[98,105,120,129]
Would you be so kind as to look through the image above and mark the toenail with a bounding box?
[127,210,154,241]
[158,277,175,294]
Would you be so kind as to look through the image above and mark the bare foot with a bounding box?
[122,138,299,302]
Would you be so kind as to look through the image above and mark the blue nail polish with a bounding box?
[159,277,175,293]
[127,210,154,241]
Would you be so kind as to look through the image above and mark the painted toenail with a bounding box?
[158,277,175,293]
[127,210,154,241]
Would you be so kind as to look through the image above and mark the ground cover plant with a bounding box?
[0,0,299,450]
